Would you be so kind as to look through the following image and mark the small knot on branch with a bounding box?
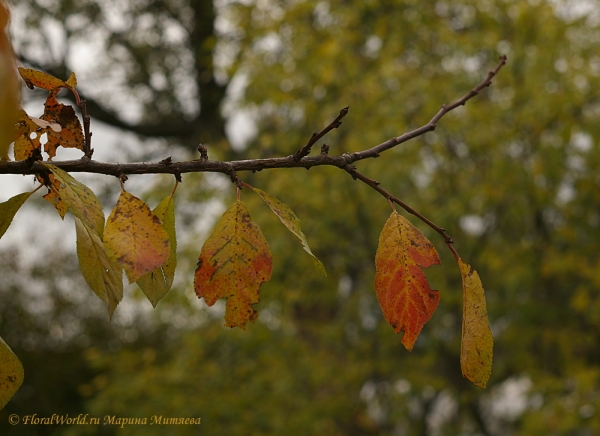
[174,171,182,183]
[320,144,330,155]
[197,143,208,160]
[160,156,172,166]
[227,166,243,189]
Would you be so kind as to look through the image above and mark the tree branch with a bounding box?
[293,106,349,161]
[348,55,507,162]
[2,56,507,244]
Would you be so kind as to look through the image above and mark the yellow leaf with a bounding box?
[104,191,170,283]
[13,111,42,161]
[18,67,67,91]
[194,201,272,329]
[247,185,326,276]
[374,211,441,351]
[458,258,493,388]
[43,163,105,237]
[136,195,177,307]
[0,336,24,410]
[75,217,123,320]
[0,191,32,239]
[65,72,77,88]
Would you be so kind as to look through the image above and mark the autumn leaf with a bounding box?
[41,174,68,219]
[41,89,84,159]
[0,2,19,161]
[374,211,441,351]
[458,257,493,388]
[0,191,32,239]
[247,185,326,276]
[65,72,77,88]
[194,200,272,329]
[18,67,68,91]
[13,110,42,161]
[136,194,177,307]
[104,190,170,283]
[43,163,105,236]
[0,336,23,410]
[75,217,123,320]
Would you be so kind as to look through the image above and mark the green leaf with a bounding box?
[247,185,326,276]
[104,191,170,283]
[75,217,123,320]
[0,192,32,239]
[43,163,105,237]
[0,336,24,410]
[136,195,177,307]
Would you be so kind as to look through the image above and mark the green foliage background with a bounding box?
[2,0,600,434]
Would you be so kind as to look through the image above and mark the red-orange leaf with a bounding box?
[458,258,493,388]
[194,201,272,330]
[104,191,170,283]
[374,211,441,351]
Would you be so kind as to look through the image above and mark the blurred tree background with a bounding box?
[1,0,600,434]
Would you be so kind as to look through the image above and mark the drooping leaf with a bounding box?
[374,211,441,351]
[194,200,272,329]
[0,2,19,161]
[104,190,170,283]
[458,258,493,388]
[0,191,32,239]
[0,336,23,410]
[18,67,67,91]
[41,89,84,159]
[136,194,177,307]
[247,185,326,276]
[41,174,67,218]
[75,217,123,320]
[43,163,105,236]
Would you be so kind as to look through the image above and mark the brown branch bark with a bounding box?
[1,56,507,244]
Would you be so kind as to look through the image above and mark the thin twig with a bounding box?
[348,55,507,162]
[68,86,93,158]
[344,164,454,244]
[293,106,349,161]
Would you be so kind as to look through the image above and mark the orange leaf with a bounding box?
[0,3,19,160]
[104,191,170,283]
[18,67,67,91]
[374,211,441,351]
[458,258,493,388]
[41,174,67,219]
[194,201,272,330]
[41,90,84,159]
